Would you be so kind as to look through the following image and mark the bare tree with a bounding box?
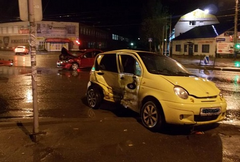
[141,0,170,54]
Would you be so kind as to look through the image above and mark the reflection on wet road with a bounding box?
[0,66,91,120]
[188,68,240,126]
[0,63,240,126]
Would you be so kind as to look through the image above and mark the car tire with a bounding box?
[71,63,79,71]
[141,100,165,132]
[87,86,103,109]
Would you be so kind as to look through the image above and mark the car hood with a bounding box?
[162,76,220,97]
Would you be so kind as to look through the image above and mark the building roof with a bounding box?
[173,23,235,40]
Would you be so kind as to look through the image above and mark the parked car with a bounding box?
[86,49,227,131]
[0,59,13,66]
[14,46,29,55]
[57,47,103,70]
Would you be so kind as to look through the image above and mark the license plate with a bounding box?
[200,107,221,116]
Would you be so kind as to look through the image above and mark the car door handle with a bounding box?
[97,72,104,75]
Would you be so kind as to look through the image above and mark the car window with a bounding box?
[93,51,101,57]
[120,55,141,76]
[96,54,118,72]
[138,52,190,76]
[84,52,93,58]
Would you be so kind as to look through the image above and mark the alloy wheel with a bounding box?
[141,101,159,129]
[87,89,98,108]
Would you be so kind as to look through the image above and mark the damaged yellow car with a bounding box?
[86,49,227,131]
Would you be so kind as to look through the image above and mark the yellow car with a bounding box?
[86,49,227,131]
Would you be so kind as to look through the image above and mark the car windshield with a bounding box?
[138,52,193,76]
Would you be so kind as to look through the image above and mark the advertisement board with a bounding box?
[217,42,234,54]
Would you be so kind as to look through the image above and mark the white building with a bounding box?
[0,21,79,51]
[172,23,236,57]
[173,9,219,38]
[170,8,239,57]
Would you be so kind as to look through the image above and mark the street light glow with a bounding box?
[204,9,209,14]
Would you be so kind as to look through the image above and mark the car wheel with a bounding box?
[71,63,79,70]
[87,86,103,109]
[141,100,164,132]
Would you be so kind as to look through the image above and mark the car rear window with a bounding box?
[95,54,118,72]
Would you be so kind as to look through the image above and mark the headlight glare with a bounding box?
[174,86,188,99]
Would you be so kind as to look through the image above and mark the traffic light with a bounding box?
[234,43,240,49]
[234,61,240,67]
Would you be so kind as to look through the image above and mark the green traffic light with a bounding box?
[235,44,240,49]
[234,61,240,67]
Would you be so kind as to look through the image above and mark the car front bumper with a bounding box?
[161,100,227,125]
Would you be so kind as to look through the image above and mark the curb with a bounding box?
[182,64,240,72]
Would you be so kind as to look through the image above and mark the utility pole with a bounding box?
[29,0,38,142]
[234,0,239,58]
[18,0,42,142]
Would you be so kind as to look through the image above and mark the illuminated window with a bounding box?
[112,34,119,40]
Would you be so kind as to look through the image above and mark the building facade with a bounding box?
[0,21,130,52]
[170,8,238,57]
[0,21,80,51]
[172,23,236,57]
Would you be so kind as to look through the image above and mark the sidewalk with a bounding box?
[172,55,240,72]
[1,117,240,162]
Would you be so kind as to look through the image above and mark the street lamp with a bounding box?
[234,0,239,58]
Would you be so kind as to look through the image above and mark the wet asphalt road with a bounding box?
[0,51,240,161]
[0,51,239,124]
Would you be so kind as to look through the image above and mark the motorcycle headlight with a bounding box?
[174,86,189,99]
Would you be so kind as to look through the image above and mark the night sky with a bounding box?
[0,0,236,38]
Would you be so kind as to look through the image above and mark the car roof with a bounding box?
[79,49,103,52]
[99,49,156,55]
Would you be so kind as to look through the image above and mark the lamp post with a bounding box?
[234,0,239,58]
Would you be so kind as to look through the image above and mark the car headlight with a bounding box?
[219,91,224,98]
[174,86,189,99]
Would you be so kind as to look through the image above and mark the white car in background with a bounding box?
[14,46,29,55]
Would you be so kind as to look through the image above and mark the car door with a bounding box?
[117,54,142,112]
[80,51,92,68]
[94,53,122,102]
[83,51,102,68]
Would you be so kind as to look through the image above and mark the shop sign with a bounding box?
[216,38,225,42]
[18,29,29,34]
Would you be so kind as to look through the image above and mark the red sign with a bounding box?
[18,29,29,34]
